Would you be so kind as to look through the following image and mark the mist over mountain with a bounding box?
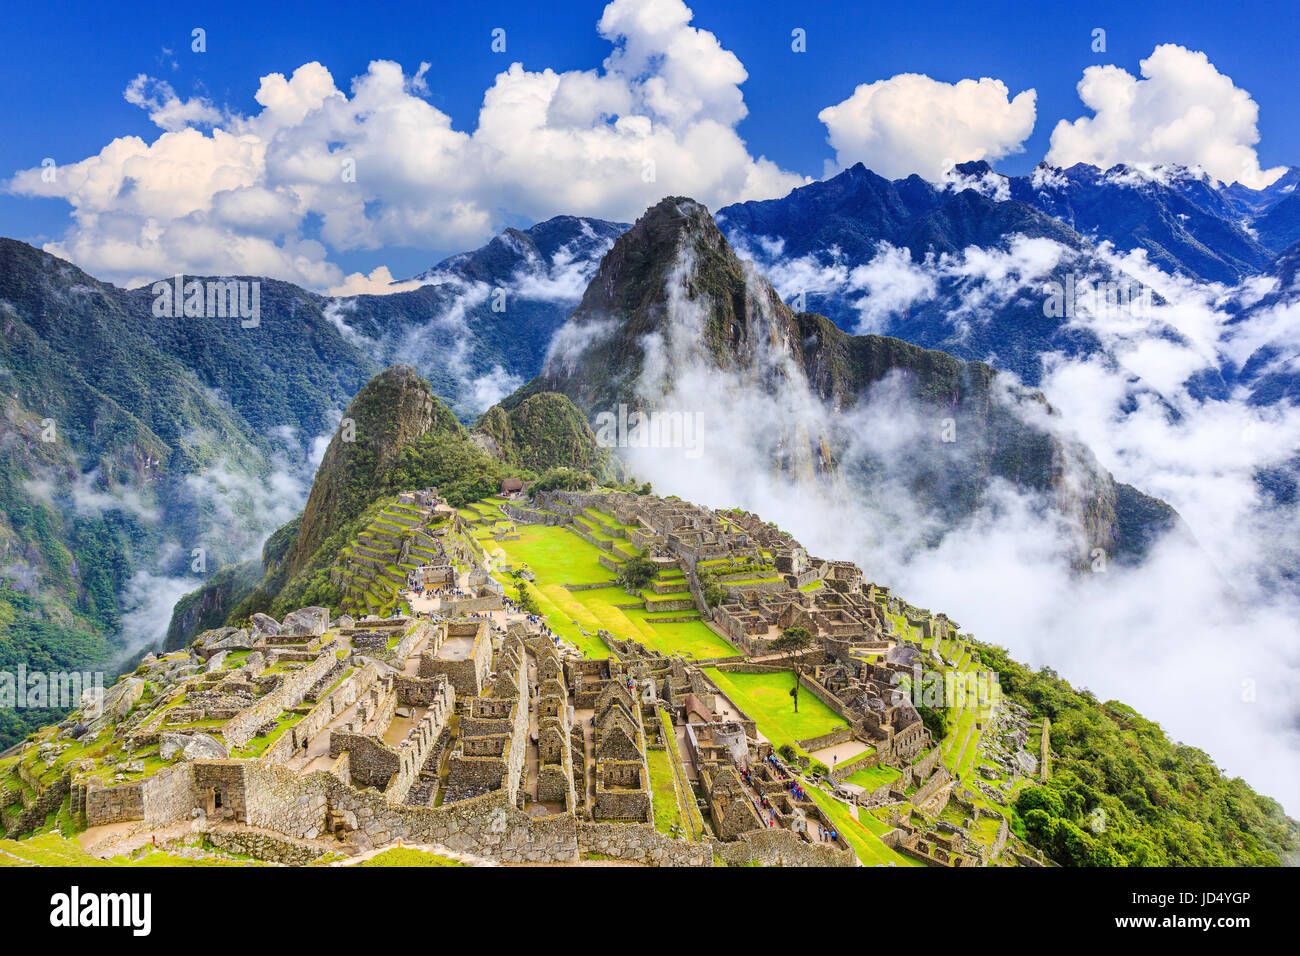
[511,194,1300,811]
[516,195,1174,562]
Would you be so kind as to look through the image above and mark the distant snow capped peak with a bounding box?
[942,161,1010,201]
[1099,162,1216,190]
[1030,163,1070,191]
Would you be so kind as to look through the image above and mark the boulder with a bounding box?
[205,650,230,673]
[212,628,254,651]
[336,614,356,629]
[249,613,281,639]
[160,732,190,760]
[282,606,329,637]
[194,627,237,651]
[180,734,228,761]
[94,677,145,722]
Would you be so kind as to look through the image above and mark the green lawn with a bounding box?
[491,522,736,660]
[646,748,684,835]
[357,847,467,867]
[844,764,903,791]
[491,524,614,585]
[702,669,845,752]
[805,788,924,867]
[0,834,260,867]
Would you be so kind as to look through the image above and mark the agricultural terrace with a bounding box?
[460,497,736,660]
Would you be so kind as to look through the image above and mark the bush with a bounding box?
[529,467,595,494]
[617,551,657,591]
[772,626,812,652]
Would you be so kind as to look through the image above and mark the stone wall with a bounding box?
[223,639,343,748]
[441,595,504,616]
[797,671,849,720]
[143,764,199,827]
[388,622,427,665]
[85,779,144,827]
[913,745,943,779]
[419,623,491,697]
[265,663,381,765]
[241,761,329,839]
[83,763,199,829]
[797,726,854,753]
[716,827,857,867]
[500,502,567,527]
[202,827,327,865]
[12,773,70,834]
[910,766,952,808]
[576,822,711,866]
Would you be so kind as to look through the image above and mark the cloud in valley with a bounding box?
[596,242,1300,812]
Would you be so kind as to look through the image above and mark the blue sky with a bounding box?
[2,0,1297,286]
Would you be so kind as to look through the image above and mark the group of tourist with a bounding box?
[519,613,561,646]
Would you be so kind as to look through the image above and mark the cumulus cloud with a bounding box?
[7,0,802,290]
[123,75,224,131]
[1047,44,1286,189]
[818,74,1036,181]
[327,266,423,297]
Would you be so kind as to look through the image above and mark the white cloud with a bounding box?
[327,266,422,297]
[8,0,803,291]
[123,75,224,131]
[818,74,1036,181]
[844,244,937,333]
[1047,44,1286,189]
[730,230,1072,337]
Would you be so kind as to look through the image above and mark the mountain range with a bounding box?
[0,158,1296,753]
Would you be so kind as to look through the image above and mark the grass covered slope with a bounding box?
[977,642,1300,867]
[226,367,527,621]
